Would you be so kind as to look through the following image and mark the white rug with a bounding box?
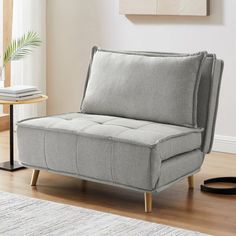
[0,191,208,236]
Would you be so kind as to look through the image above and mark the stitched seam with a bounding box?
[43,131,49,169]
[79,123,100,132]
[75,135,80,174]
[208,61,224,152]
[154,150,203,190]
[202,58,223,153]
[103,121,152,130]
[18,126,153,148]
[17,112,80,124]
[102,117,124,124]
[17,113,118,125]
[150,147,160,190]
[114,128,131,138]
[20,157,202,193]
[80,46,98,111]
[98,48,205,59]
[201,56,215,152]
[113,122,158,138]
[154,129,203,145]
[155,168,201,192]
[78,117,126,132]
[20,162,154,192]
[110,140,115,183]
[18,124,202,149]
[155,136,201,162]
[136,122,154,129]
[197,56,215,151]
[192,52,208,127]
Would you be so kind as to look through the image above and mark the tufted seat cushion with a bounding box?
[17,113,202,190]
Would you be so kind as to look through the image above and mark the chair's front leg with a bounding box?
[31,170,40,186]
[188,175,194,189]
[144,192,152,213]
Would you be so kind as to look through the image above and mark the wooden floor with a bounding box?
[0,131,235,235]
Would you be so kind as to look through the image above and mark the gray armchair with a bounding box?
[17,47,223,212]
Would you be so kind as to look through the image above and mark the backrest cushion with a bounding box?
[81,47,207,128]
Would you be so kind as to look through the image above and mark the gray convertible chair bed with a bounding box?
[17,47,223,213]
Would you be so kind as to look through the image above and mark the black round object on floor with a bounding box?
[201,177,236,195]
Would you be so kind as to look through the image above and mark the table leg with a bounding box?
[10,104,14,165]
[0,105,25,171]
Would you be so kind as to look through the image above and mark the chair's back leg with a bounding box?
[31,170,40,186]
[188,175,194,189]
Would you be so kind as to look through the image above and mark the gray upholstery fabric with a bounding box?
[199,59,224,153]
[81,48,207,127]
[156,150,204,190]
[82,48,223,153]
[17,113,202,191]
[17,48,223,195]
[20,149,204,193]
[127,52,223,153]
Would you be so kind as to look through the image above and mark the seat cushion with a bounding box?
[17,113,202,190]
[81,47,207,128]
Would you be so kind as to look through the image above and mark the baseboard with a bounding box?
[212,135,236,154]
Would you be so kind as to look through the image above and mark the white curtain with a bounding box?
[11,0,46,122]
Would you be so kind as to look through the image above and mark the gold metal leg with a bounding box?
[31,170,40,186]
[188,175,194,189]
[144,192,152,213]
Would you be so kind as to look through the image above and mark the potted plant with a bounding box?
[1,31,41,80]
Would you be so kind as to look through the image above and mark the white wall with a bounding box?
[47,0,236,153]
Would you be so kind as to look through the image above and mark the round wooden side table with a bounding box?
[0,95,48,171]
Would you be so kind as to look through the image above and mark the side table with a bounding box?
[0,95,48,171]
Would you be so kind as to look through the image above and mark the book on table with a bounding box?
[0,90,41,98]
[0,85,43,101]
[0,85,38,94]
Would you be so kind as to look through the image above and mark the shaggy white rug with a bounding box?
[0,191,208,236]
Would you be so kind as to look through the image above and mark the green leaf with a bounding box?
[3,31,41,67]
